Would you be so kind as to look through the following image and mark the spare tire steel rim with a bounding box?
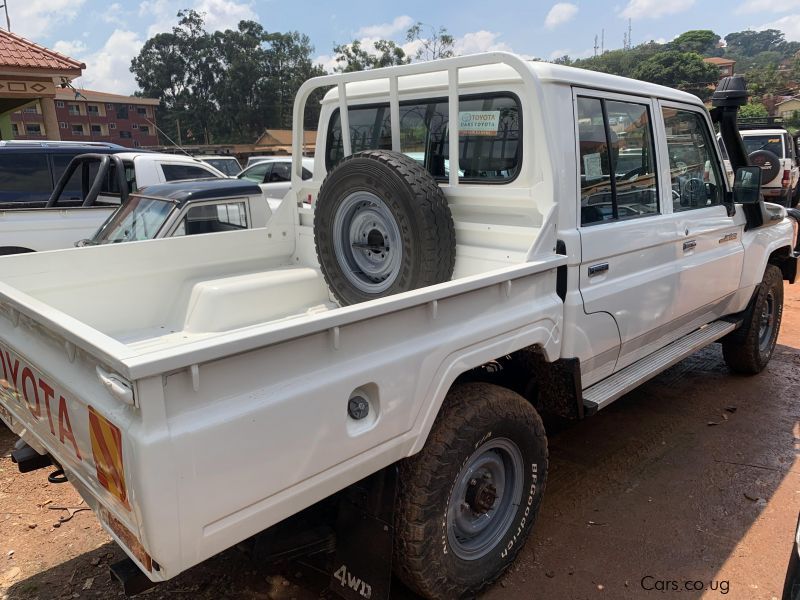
[333,191,403,293]
[447,438,525,561]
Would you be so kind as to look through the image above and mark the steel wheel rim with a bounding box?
[447,438,525,561]
[758,290,776,350]
[332,191,403,294]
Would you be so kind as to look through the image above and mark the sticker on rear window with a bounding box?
[458,111,500,136]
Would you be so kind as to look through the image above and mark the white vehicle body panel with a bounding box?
[0,53,795,582]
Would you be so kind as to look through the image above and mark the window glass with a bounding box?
[116,105,129,120]
[662,108,724,212]
[578,97,614,224]
[91,196,173,244]
[0,153,51,202]
[239,162,270,183]
[204,158,241,176]
[326,94,520,182]
[161,163,217,181]
[579,97,659,225]
[302,167,312,180]
[268,162,291,182]
[173,201,248,236]
[606,100,658,219]
[741,134,783,157]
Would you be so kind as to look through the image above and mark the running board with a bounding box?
[583,321,736,414]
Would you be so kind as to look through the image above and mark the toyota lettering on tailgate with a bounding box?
[0,343,81,460]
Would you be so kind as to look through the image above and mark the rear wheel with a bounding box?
[394,383,548,599]
[722,265,783,374]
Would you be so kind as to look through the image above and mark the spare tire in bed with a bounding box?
[314,150,456,306]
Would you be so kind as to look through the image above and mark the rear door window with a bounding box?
[326,93,521,182]
[0,153,52,204]
[742,135,784,157]
[161,163,219,181]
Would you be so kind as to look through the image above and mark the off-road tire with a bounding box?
[314,150,455,306]
[723,265,783,374]
[394,383,548,599]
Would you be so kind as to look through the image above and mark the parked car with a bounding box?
[0,141,128,209]
[237,156,314,199]
[194,155,242,177]
[81,179,279,245]
[0,56,797,600]
[0,152,226,254]
[721,125,800,207]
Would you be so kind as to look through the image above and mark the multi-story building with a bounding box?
[10,89,159,147]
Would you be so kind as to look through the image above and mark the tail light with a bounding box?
[782,169,790,188]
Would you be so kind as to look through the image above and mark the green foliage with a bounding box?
[670,30,721,56]
[744,64,788,97]
[632,51,720,99]
[130,10,324,144]
[333,39,410,72]
[405,22,455,61]
[738,102,769,119]
[724,29,789,56]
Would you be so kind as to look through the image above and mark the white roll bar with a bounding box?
[291,52,541,189]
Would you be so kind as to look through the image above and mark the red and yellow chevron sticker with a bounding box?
[88,406,130,510]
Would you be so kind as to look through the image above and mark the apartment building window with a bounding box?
[128,104,134,109]
[87,104,100,116]
[119,131,132,139]
[22,105,38,114]
[59,121,67,129]
[133,140,141,148]
[26,124,42,136]
[56,100,65,108]
[139,125,150,135]
[132,123,138,129]
[91,124,103,135]
[116,105,129,119]
[68,104,80,116]
[72,124,85,136]
[137,107,147,115]
[109,123,117,130]
[106,103,114,109]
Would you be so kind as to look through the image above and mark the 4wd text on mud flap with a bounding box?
[333,565,372,599]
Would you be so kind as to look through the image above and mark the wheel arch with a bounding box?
[768,244,797,284]
[407,322,560,456]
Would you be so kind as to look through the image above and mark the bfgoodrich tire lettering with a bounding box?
[394,383,548,599]
[314,150,455,306]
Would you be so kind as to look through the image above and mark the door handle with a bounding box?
[683,239,697,252]
[588,263,609,276]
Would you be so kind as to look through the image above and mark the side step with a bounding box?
[583,321,736,414]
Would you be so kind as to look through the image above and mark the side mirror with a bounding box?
[733,166,761,204]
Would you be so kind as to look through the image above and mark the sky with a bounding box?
[10,0,800,96]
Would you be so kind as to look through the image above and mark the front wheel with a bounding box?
[394,383,548,599]
[723,265,783,374]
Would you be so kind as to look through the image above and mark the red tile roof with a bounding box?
[0,29,84,74]
[703,57,736,66]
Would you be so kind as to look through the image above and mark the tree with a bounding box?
[745,63,788,97]
[632,51,720,100]
[333,39,410,72]
[405,22,455,61]
[738,102,768,119]
[670,30,721,56]
[725,29,787,56]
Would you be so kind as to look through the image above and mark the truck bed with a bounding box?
[0,196,564,580]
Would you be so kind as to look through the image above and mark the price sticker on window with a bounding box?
[458,111,500,136]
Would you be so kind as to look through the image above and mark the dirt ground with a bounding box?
[1,283,799,600]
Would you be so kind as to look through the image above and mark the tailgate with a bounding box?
[0,325,150,569]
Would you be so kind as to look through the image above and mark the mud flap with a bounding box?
[328,466,397,600]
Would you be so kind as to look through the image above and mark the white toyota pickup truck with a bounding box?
[0,54,798,600]
[0,152,225,255]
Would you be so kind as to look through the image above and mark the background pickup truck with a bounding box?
[0,152,226,255]
[0,54,797,600]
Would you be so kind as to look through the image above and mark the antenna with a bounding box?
[594,34,599,57]
[0,1,10,31]
[627,18,632,50]
[601,29,605,54]
[145,117,191,157]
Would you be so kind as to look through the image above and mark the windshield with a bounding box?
[742,135,784,157]
[203,158,241,176]
[90,195,174,244]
